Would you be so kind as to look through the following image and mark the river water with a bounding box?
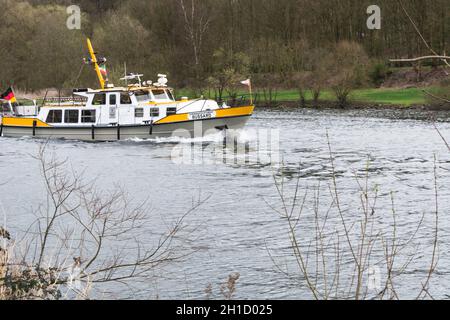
[1,107,450,300]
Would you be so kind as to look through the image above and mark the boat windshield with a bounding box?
[166,89,174,101]
[134,89,175,102]
[151,89,168,100]
[135,90,152,103]
[151,89,174,101]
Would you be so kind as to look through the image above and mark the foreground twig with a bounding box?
[433,123,450,152]
[267,134,440,300]
[1,143,209,299]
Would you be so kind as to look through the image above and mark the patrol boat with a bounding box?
[0,39,254,142]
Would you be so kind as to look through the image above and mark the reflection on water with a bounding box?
[1,107,450,299]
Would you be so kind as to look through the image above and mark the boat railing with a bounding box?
[44,96,86,104]
[219,93,255,107]
[176,93,255,113]
[42,89,87,107]
[1,98,39,117]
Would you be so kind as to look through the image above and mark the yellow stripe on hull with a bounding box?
[215,106,254,118]
[1,117,51,127]
[155,113,190,124]
[155,105,254,125]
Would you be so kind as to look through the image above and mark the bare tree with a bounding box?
[207,48,250,102]
[293,70,325,107]
[179,0,212,78]
[252,73,281,108]
[1,0,448,90]
[1,143,209,300]
[395,0,449,69]
[327,41,369,108]
[293,72,311,107]
[266,135,439,300]
[390,0,449,106]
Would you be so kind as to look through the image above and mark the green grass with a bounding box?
[263,87,429,106]
[175,86,433,106]
[349,87,428,106]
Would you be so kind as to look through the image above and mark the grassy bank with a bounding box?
[14,87,432,108]
[176,87,434,107]
[350,87,429,106]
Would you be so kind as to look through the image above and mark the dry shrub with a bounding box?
[1,143,208,300]
[267,135,439,300]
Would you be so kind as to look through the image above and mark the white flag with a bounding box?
[240,79,251,86]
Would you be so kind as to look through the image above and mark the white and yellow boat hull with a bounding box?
[0,106,254,142]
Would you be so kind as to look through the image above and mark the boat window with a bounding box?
[64,110,79,123]
[120,93,132,104]
[81,110,96,123]
[152,89,168,100]
[109,94,116,105]
[135,90,151,103]
[46,110,63,123]
[150,108,159,117]
[166,90,174,101]
[92,93,106,105]
[135,108,144,118]
[167,107,177,115]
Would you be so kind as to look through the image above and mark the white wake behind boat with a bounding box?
[0,39,254,142]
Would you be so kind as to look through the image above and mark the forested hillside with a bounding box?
[0,0,448,92]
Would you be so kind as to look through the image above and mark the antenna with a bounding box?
[86,38,105,89]
[124,62,128,86]
[120,73,144,87]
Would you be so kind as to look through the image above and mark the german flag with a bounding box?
[0,87,17,103]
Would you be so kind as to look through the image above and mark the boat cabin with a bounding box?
[1,99,38,118]
[38,85,218,127]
